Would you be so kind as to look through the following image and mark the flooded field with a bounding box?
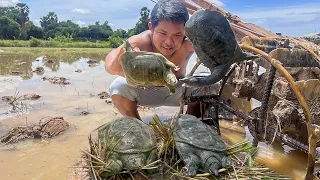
[0,47,310,179]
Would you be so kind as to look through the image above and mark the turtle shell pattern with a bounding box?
[185,9,243,70]
[120,51,173,87]
[98,117,157,154]
[174,114,226,152]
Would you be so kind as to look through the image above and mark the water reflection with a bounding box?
[0,51,106,79]
[43,58,60,72]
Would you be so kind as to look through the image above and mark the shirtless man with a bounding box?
[105,0,216,120]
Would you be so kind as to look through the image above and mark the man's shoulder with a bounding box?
[128,30,152,51]
[182,37,194,52]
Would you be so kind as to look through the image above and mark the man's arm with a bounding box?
[105,32,149,77]
[105,44,125,77]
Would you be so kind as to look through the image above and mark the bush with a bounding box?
[0,16,21,40]
[0,39,110,48]
[52,35,73,43]
[29,37,41,47]
[108,36,124,48]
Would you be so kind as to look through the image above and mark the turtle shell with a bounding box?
[174,115,226,152]
[185,9,241,70]
[120,51,169,83]
[98,117,157,153]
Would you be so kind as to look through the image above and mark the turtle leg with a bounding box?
[221,156,232,168]
[208,162,220,176]
[162,58,180,71]
[164,82,176,95]
[182,153,200,177]
[200,151,230,176]
[145,149,159,175]
[179,63,230,87]
[164,72,177,94]
[100,153,123,178]
[165,71,178,85]
[175,142,199,177]
[146,148,158,164]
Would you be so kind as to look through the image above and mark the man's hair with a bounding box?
[151,0,189,28]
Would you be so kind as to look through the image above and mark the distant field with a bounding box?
[0,39,112,48]
[0,47,113,60]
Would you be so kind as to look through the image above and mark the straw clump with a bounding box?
[72,115,290,180]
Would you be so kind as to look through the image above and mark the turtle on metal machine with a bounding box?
[173,114,232,177]
[180,9,257,87]
[98,117,158,178]
[120,39,180,94]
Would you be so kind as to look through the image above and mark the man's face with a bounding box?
[149,20,185,57]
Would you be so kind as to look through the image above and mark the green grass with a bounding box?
[0,39,111,48]
[0,47,113,60]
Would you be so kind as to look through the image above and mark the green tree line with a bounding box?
[0,3,150,47]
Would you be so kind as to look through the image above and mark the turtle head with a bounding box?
[100,158,123,178]
[123,39,132,52]
[121,153,147,170]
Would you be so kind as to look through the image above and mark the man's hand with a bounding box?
[132,47,140,51]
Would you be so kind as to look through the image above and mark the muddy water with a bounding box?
[0,48,309,180]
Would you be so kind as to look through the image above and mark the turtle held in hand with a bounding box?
[98,117,158,178]
[180,9,257,87]
[120,39,180,94]
[173,115,232,177]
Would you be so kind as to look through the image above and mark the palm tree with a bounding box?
[15,3,29,29]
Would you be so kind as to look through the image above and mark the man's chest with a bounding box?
[169,49,194,66]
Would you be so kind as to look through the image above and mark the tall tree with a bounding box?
[102,21,113,32]
[0,6,20,23]
[55,20,80,37]
[15,3,29,29]
[40,12,58,39]
[26,22,43,39]
[0,16,21,39]
[113,28,127,38]
[134,7,150,35]
[77,21,113,40]
[40,12,58,30]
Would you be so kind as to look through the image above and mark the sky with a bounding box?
[1,0,320,36]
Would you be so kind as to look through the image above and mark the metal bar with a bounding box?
[253,66,276,146]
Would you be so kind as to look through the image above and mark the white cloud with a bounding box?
[109,22,114,26]
[0,0,19,7]
[71,8,90,14]
[233,2,320,36]
[33,19,41,27]
[236,3,320,21]
[75,20,86,26]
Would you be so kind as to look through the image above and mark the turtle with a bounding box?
[173,114,232,177]
[180,9,257,87]
[120,39,180,94]
[98,117,158,178]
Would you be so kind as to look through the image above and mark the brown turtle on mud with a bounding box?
[180,9,257,87]
[98,117,158,178]
[120,40,180,94]
[173,115,232,177]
